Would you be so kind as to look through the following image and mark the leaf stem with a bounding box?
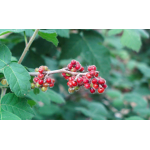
[0,87,7,112]
[18,29,39,64]
[24,31,28,46]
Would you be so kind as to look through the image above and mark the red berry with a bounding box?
[90,88,95,94]
[43,83,49,87]
[79,66,84,72]
[64,76,70,80]
[95,72,99,77]
[71,60,76,66]
[88,66,92,71]
[49,83,54,88]
[38,80,43,85]
[38,68,44,74]
[72,81,77,86]
[93,84,99,89]
[83,78,89,84]
[98,87,105,93]
[38,74,44,79]
[72,76,76,80]
[67,81,73,88]
[91,65,96,71]
[86,73,92,79]
[90,70,96,76]
[77,77,83,84]
[84,83,91,89]
[39,66,45,70]
[92,78,97,84]
[98,77,105,84]
[102,84,107,89]
[69,77,74,81]
[68,64,73,70]
[46,78,51,83]
[76,61,80,64]
[71,68,77,72]
[62,73,66,77]
[75,63,81,70]
[51,79,55,83]
[82,75,86,79]
[33,77,39,83]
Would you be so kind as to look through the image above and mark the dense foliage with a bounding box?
[0,29,150,120]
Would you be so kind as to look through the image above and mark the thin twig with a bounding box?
[18,29,39,64]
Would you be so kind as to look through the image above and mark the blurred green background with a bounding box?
[0,29,150,120]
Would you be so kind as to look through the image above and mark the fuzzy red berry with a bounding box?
[39,66,45,70]
[43,83,49,87]
[72,81,77,86]
[86,73,92,79]
[93,84,99,89]
[77,77,83,84]
[67,81,73,88]
[98,77,105,84]
[34,77,39,83]
[71,68,77,72]
[79,67,84,72]
[38,68,44,74]
[75,63,81,70]
[83,78,89,84]
[49,83,54,88]
[64,76,70,80]
[98,87,105,93]
[102,84,107,89]
[84,83,91,89]
[71,60,76,66]
[38,74,44,79]
[38,80,43,85]
[91,65,96,71]
[92,78,97,84]
[69,77,74,81]
[62,73,66,77]
[95,72,99,77]
[68,64,73,70]
[46,78,51,83]
[88,66,92,72]
[90,70,96,76]
[90,88,95,94]
[51,79,55,83]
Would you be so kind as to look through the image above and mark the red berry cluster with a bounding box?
[62,60,107,94]
[31,66,55,92]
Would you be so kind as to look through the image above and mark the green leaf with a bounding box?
[60,31,110,77]
[76,102,108,120]
[4,62,31,97]
[0,29,25,36]
[38,30,58,46]
[123,93,147,108]
[1,93,34,120]
[54,29,70,38]
[125,116,144,120]
[33,88,40,95]
[106,89,122,99]
[0,44,11,70]
[121,29,142,52]
[27,89,65,104]
[48,89,65,104]
[0,109,21,120]
[108,29,123,36]
[135,29,149,39]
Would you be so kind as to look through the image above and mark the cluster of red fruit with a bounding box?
[62,60,107,94]
[31,66,55,92]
